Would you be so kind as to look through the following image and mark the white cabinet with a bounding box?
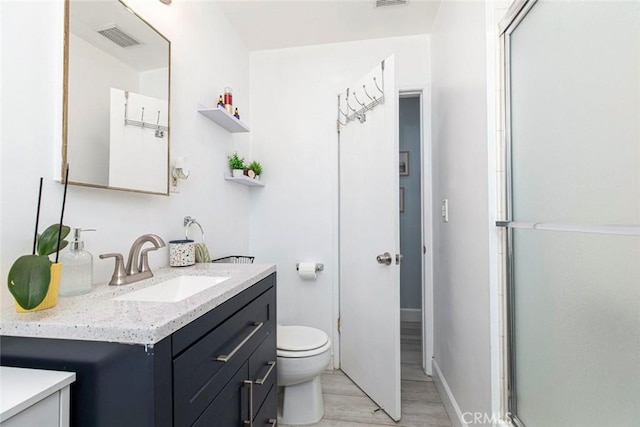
[0,367,75,427]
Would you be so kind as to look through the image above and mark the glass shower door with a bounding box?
[502,0,640,425]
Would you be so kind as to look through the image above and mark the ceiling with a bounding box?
[70,0,168,71]
[216,0,442,51]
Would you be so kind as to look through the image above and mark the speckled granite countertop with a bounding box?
[0,263,275,345]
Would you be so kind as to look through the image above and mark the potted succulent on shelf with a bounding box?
[248,161,263,180]
[228,152,245,178]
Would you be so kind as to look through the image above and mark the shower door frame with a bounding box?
[499,1,640,426]
[498,2,538,425]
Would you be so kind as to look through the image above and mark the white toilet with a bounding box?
[277,325,332,425]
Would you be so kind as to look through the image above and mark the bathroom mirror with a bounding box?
[63,0,170,195]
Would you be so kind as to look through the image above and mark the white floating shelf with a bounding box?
[224,173,265,187]
[197,103,250,133]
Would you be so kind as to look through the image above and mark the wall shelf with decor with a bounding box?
[197,103,249,133]
[223,173,265,187]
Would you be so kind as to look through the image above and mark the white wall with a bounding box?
[0,0,252,305]
[67,33,139,186]
[430,0,497,425]
[249,35,430,366]
[140,68,169,101]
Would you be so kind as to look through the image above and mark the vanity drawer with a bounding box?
[253,384,278,427]
[173,287,275,426]
[249,331,277,420]
[191,361,249,427]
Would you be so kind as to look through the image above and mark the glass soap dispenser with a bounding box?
[59,228,95,296]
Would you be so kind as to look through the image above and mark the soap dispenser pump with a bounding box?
[59,228,95,296]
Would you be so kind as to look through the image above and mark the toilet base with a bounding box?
[280,376,324,425]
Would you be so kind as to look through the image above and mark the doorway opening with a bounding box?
[399,91,433,378]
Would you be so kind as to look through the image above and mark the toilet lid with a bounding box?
[277,325,329,352]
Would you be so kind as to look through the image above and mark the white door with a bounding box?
[339,55,401,421]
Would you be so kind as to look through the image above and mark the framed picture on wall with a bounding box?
[399,151,410,176]
[400,187,405,213]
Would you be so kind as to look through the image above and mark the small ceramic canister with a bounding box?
[169,239,195,267]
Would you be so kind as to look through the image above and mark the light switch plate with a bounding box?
[441,199,449,222]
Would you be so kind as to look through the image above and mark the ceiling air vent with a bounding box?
[96,24,141,48]
[376,0,408,7]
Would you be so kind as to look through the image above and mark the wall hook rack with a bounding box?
[123,91,168,138]
[336,60,385,129]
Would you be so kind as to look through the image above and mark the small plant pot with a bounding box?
[232,169,244,178]
[15,262,62,313]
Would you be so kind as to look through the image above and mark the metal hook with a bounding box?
[155,111,165,138]
[363,84,378,105]
[346,93,359,113]
[338,94,350,121]
[140,107,145,123]
[373,76,383,95]
[353,91,367,110]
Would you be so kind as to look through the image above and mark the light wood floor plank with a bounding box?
[278,319,449,426]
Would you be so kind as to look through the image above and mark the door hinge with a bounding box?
[338,317,341,334]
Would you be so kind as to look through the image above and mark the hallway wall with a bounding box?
[430,0,498,425]
[399,96,422,311]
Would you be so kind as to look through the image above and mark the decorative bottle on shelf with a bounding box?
[234,108,240,119]
[217,95,224,108]
[224,87,233,113]
[59,228,94,296]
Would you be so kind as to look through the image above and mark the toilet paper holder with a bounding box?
[296,263,324,273]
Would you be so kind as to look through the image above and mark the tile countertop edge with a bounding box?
[0,263,276,346]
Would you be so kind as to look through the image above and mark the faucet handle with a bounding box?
[139,247,158,273]
[99,253,127,286]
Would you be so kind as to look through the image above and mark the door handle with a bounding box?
[268,419,277,426]
[376,252,392,265]
[395,254,403,265]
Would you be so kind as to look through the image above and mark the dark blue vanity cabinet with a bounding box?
[0,273,277,427]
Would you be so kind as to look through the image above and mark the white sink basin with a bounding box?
[112,275,230,303]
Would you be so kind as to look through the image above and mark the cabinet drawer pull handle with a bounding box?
[217,322,264,362]
[255,361,276,385]
[268,419,277,426]
[243,380,253,427]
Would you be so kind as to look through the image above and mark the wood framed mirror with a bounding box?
[63,0,170,195]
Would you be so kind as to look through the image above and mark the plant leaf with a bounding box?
[37,224,70,256]
[8,255,52,310]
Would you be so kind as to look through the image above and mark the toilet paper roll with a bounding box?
[297,262,317,280]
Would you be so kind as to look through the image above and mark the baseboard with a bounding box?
[400,308,421,322]
[432,359,467,427]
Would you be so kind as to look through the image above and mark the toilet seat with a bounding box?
[277,325,331,358]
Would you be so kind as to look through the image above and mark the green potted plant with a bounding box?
[9,224,70,311]
[8,174,71,312]
[248,161,263,180]
[228,152,245,178]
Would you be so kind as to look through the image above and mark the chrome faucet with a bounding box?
[100,234,166,286]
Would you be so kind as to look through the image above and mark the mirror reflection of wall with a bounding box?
[65,0,170,195]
